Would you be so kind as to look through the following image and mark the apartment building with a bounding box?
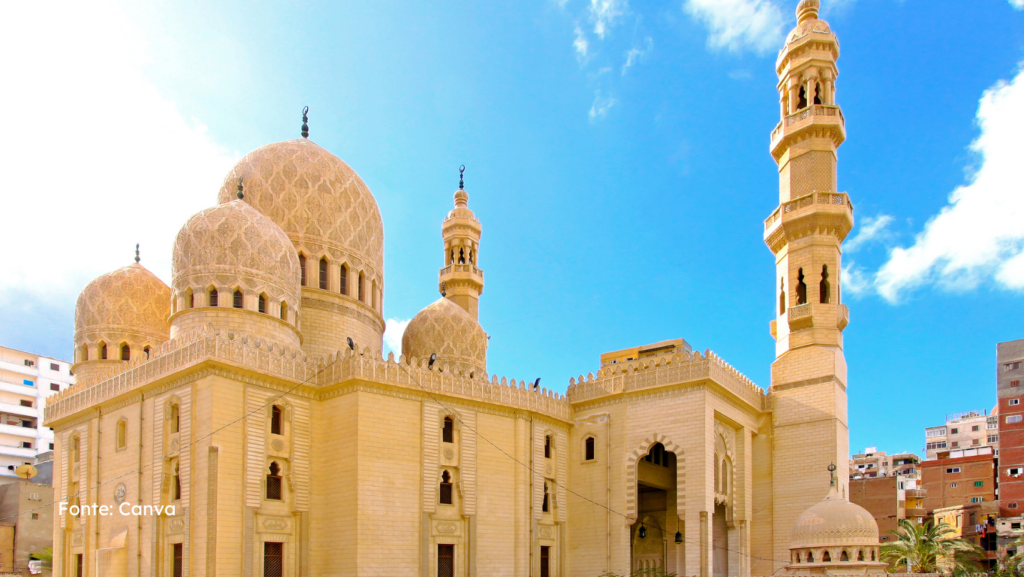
[850,447,921,480]
[850,475,928,543]
[933,503,999,570]
[996,338,1024,556]
[0,345,72,478]
[921,447,997,511]
[924,410,1000,461]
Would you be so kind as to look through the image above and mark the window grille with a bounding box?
[271,406,283,435]
[258,295,266,314]
[267,462,282,500]
[437,544,454,577]
[443,417,454,443]
[299,254,306,286]
[319,258,328,290]
[233,290,243,309]
[264,542,283,577]
[172,544,183,577]
[440,471,453,504]
[541,546,551,577]
[340,265,348,295]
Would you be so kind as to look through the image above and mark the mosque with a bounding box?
[44,1,889,576]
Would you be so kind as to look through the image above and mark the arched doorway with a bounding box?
[632,442,678,573]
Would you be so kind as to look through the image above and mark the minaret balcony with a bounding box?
[764,191,854,254]
[439,264,484,280]
[785,302,850,333]
[770,104,845,160]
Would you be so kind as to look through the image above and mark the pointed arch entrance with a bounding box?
[626,435,684,574]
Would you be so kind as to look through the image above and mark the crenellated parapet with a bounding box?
[45,323,570,426]
[566,348,765,411]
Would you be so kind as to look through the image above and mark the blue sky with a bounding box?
[1,0,1022,458]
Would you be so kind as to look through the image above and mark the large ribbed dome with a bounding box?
[789,487,880,548]
[216,138,384,276]
[402,298,487,376]
[75,263,171,346]
[172,199,301,308]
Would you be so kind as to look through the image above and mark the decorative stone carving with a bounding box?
[271,439,286,452]
[403,298,487,375]
[172,200,301,311]
[257,515,292,533]
[216,138,384,277]
[74,263,171,349]
[436,522,457,534]
[114,483,126,504]
[168,517,185,533]
[443,448,454,460]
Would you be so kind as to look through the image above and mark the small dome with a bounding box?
[790,487,880,549]
[788,0,831,44]
[172,199,301,309]
[402,298,487,375]
[75,263,171,345]
[216,138,384,276]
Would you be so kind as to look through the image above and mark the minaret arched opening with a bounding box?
[820,265,831,304]
[796,269,807,305]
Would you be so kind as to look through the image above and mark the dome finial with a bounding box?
[459,165,465,190]
[797,0,820,24]
[301,106,309,139]
[440,280,447,297]
[237,177,244,199]
[135,243,140,264]
[828,462,837,487]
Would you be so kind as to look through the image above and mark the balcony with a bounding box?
[770,104,846,159]
[0,445,38,459]
[905,508,928,518]
[906,489,927,498]
[439,264,484,279]
[0,402,38,419]
[0,423,38,439]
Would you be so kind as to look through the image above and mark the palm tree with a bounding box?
[881,519,983,574]
[30,546,52,570]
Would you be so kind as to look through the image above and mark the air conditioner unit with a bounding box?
[23,360,34,367]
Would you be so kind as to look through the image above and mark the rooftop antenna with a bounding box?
[301,106,309,138]
[134,244,140,264]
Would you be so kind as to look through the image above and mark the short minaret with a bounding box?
[762,0,855,572]
[438,166,484,320]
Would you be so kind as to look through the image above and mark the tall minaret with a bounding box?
[763,0,854,571]
[438,166,484,319]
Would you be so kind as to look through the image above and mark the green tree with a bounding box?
[880,519,983,574]
[30,546,53,570]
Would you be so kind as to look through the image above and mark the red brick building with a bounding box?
[920,449,996,512]
[997,339,1024,516]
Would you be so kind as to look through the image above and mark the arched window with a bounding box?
[585,437,595,461]
[271,406,283,435]
[186,289,194,309]
[871,550,876,562]
[468,249,474,265]
[807,552,814,563]
[645,443,669,468]
[173,461,181,500]
[779,278,786,315]
[822,551,831,562]
[144,346,151,358]
[299,254,307,287]
[857,550,864,561]
[170,404,180,434]
[319,258,328,290]
[544,435,551,458]
[542,482,550,512]
[442,417,454,443]
[840,550,849,562]
[120,343,130,361]
[116,419,127,450]
[209,288,218,307]
[80,344,88,362]
[819,265,831,304]
[258,294,266,314]
[358,272,364,302]
[458,247,466,264]
[99,342,108,360]
[339,264,348,296]
[233,289,243,309]
[796,268,807,305]
[266,462,282,500]
[813,82,822,105]
[798,86,808,109]
[280,302,288,321]
[71,436,80,463]
[439,470,453,504]
[450,249,455,265]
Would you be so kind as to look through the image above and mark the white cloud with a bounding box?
[843,214,894,254]
[589,0,628,39]
[383,318,411,356]
[621,37,653,75]
[1011,0,1024,10]
[874,63,1024,302]
[588,91,617,122]
[841,263,870,298]
[683,0,784,54]
[0,0,237,316]
[728,69,752,81]
[574,25,590,61]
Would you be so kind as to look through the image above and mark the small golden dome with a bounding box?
[216,138,384,275]
[789,486,880,549]
[402,297,487,375]
[74,263,171,346]
[172,199,301,308]
[797,0,820,23]
[788,0,831,43]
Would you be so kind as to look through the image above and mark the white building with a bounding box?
[0,345,72,478]
[924,409,999,460]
